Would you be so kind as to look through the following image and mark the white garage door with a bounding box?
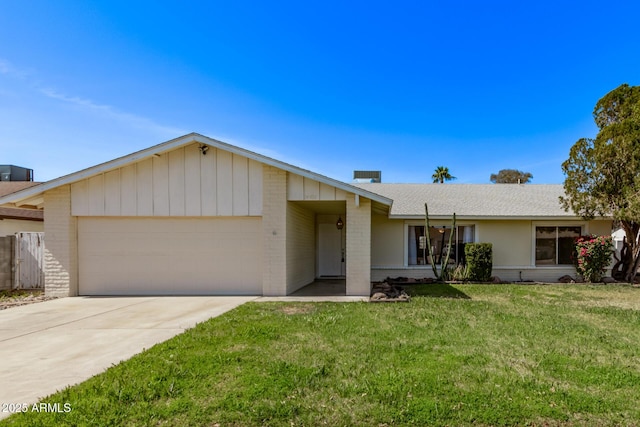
[78,217,262,295]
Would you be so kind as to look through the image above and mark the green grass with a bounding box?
[4,284,640,426]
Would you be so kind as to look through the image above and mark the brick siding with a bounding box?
[346,195,372,295]
[43,186,77,297]
[262,166,287,296]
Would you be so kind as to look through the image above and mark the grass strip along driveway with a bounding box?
[3,284,640,426]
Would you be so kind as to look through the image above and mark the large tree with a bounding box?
[432,166,456,183]
[490,169,533,183]
[560,83,640,281]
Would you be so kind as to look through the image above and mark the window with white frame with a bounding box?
[535,226,581,266]
[407,225,475,266]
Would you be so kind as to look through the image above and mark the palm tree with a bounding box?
[432,166,456,183]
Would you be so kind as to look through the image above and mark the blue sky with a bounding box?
[1,1,639,184]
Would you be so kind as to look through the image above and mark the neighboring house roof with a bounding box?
[0,133,393,209]
[0,181,41,197]
[354,183,585,219]
[0,182,44,221]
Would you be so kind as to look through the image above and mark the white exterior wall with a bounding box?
[0,219,43,236]
[286,202,316,294]
[477,220,532,267]
[43,186,77,297]
[370,266,580,282]
[370,217,614,283]
[371,214,404,266]
[70,144,263,217]
[494,267,577,282]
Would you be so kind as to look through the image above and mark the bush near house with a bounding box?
[574,235,614,283]
[464,243,493,281]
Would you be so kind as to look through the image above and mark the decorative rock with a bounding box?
[370,283,411,303]
[384,276,434,285]
[558,275,576,284]
[371,292,387,300]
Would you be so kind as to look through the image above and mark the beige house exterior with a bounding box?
[0,133,613,297]
[0,134,391,297]
[356,184,612,282]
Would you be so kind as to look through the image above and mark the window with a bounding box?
[535,226,581,266]
[408,225,475,266]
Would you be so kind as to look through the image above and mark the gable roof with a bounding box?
[0,133,392,209]
[354,183,585,219]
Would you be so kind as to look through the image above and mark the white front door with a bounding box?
[318,223,344,277]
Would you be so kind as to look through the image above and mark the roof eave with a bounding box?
[0,133,393,208]
[0,215,43,222]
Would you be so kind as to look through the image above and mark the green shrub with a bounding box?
[465,243,493,282]
[574,235,614,282]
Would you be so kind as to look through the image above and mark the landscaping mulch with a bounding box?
[0,290,56,310]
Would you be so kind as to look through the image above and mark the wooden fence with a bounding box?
[0,235,14,290]
[0,232,45,290]
[14,232,45,289]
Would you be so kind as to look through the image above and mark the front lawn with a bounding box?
[3,284,640,426]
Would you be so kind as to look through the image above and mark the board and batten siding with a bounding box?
[71,144,263,216]
[287,174,348,201]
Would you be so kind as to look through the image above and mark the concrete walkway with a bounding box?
[0,296,255,419]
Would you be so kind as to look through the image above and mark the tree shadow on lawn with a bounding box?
[406,283,471,299]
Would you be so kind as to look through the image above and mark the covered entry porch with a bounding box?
[291,278,346,296]
[262,195,372,296]
[284,197,367,296]
[261,166,391,297]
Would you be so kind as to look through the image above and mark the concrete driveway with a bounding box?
[0,296,255,419]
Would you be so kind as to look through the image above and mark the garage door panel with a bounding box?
[78,218,262,295]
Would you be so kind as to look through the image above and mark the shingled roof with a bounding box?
[353,183,582,219]
[0,182,44,221]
